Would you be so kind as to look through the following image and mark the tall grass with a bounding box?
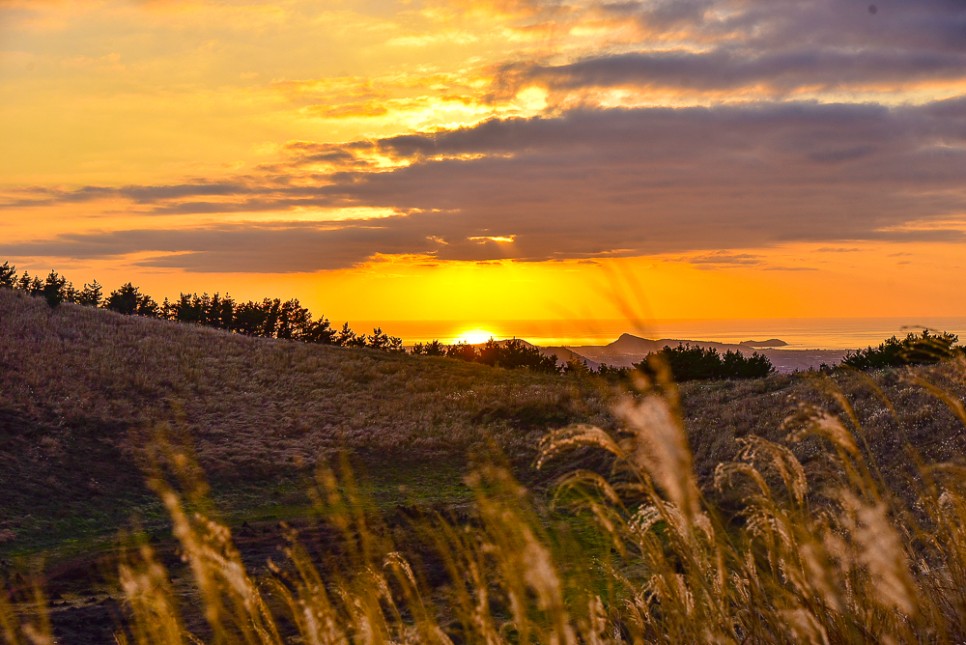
[3,359,966,643]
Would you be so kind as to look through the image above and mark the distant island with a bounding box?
[739,339,788,348]
[540,333,844,374]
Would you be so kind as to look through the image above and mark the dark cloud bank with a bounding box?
[5,98,965,272]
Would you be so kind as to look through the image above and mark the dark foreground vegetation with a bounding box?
[842,329,965,370]
[1,286,966,642]
[635,343,775,381]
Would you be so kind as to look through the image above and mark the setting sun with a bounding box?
[457,329,495,345]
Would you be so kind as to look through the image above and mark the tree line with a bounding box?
[0,261,402,350]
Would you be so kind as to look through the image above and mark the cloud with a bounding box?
[2,223,444,273]
[496,48,966,98]
[762,266,819,272]
[617,0,966,52]
[816,247,860,253]
[688,252,763,267]
[3,97,966,272]
[483,0,966,106]
[4,0,966,275]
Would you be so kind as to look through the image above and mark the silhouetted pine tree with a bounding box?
[105,283,158,317]
[231,300,266,336]
[261,298,282,338]
[367,327,390,349]
[17,272,42,296]
[0,262,16,289]
[76,280,104,307]
[371,331,405,352]
[208,293,235,330]
[41,270,68,308]
[301,317,336,344]
[563,358,591,376]
[330,322,361,347]
[276,299,311,340]
[173,293,205,324]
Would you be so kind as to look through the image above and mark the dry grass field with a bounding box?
[0,288,613,557]
[2,287,966,643]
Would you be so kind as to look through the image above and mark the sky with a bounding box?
[2,0,965,340]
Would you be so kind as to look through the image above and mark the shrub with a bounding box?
[843,330,961,370]
[446,341,478,362]
[596,363,632,382]
[411,339,446,356]
[457,338,559,373]
[636,343,774,381]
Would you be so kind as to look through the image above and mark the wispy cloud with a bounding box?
[688,252,763,267]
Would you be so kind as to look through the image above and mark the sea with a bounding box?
[353,317,966,351]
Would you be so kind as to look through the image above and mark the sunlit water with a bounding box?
[353,317,966,350]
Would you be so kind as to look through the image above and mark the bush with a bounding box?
[842,330,961,370]
[635,344,774,381]
[458,338,559,373]
[446,341,478,362]
[411,340,446,356]
[596,363,632,382]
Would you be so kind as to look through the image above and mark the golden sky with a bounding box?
[2,0,965,335]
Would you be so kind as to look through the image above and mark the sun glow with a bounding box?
[457,329,496,344]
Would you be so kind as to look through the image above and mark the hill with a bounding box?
[3,289,963,558]
[567,332,847,373]
[0,289,612,558]
[3,288,966,641]
[739,338,787,348]
[539,345,602,371]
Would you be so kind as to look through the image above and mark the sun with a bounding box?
[457,329,495,345]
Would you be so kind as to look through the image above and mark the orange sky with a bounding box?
[2,0,965,337]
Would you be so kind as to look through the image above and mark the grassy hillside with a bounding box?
[3,287,965,558]
[3,288,966,642]
[0,288,612,557]
[0,290,966,553]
